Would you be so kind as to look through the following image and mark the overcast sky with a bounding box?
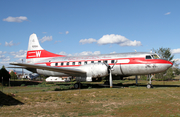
[1,0,180,70]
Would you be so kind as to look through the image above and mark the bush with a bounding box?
[129,86,137,88]
[140,75,147,80]
[21,84,25,86]
[155,68,174,81]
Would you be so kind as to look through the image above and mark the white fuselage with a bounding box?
[32,52,172,80]
[10,33,173,83]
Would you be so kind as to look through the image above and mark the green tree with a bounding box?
[10,71,18,80]
[164,68,174,80]
[153,47,174,80]
[174,68,180,76]
[0,65,11,82]
[153,47,174,62]
[172,60,180,76]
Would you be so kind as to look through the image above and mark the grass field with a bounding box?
[0,80,180,117]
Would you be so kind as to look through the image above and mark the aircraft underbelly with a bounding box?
[119,63,170,75]
[120,64,156,75]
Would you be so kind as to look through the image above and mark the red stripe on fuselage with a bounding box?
[128,58,173,65]
[34,57,173,67]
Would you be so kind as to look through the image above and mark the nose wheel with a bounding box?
[147,84,153,89]
[147,74,154,89]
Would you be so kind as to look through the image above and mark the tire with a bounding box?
[74,83,82,89]
[74,83,79,89]
[147,84,151,89]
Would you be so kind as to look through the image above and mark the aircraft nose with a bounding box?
[166,60,173,69]
[169,61,173,66]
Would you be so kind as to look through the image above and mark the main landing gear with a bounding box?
[74,82,82,89]
[147,74,154,89]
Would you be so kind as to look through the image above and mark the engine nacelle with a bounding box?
[77,63,108,78]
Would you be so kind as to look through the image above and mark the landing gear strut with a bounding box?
[147,74,154,89]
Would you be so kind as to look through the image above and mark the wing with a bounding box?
[10,62,86,76]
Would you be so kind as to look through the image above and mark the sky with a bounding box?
[1,0,180,71]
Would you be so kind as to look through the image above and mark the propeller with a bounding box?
[103,60,118,88]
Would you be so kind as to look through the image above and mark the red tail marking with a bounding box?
[26,50,65,59]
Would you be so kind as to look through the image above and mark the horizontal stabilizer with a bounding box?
[7,67,26,69]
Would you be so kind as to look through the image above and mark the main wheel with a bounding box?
[74,83,79,89]
[74,83,82,89]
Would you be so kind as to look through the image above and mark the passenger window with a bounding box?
[55,63,58,66]
[91,61,94,63]
[98,61,101,63]
[78,62,81,65]
[84,61,87,64]
[104,60,107,63]
[66,62,69,66]
[72,62,75,65]
[111,60,115,63]
[146,55,152,59]
[61,63,63,66]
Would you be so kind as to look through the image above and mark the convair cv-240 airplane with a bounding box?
[10,33,173,88]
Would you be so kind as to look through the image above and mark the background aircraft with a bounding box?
[10,33,173,88]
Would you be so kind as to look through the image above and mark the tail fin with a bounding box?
[26,33,65,63]
[27,33,43,51]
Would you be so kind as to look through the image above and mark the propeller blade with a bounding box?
[109,69,113,88]
[103,60,109,67]
[103,60,116,88]
[112,60,118,69]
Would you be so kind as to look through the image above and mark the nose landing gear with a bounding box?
[147,74,154,89]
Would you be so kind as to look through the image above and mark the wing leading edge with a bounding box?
[10,62,86,76]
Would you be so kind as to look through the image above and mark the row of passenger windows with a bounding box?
[52,60,115,66]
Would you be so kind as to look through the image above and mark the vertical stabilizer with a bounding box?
[28,33,43,51]
[26,33,65,63]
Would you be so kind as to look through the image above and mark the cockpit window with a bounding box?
[151,54,159,59]
[146,55,152,59]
